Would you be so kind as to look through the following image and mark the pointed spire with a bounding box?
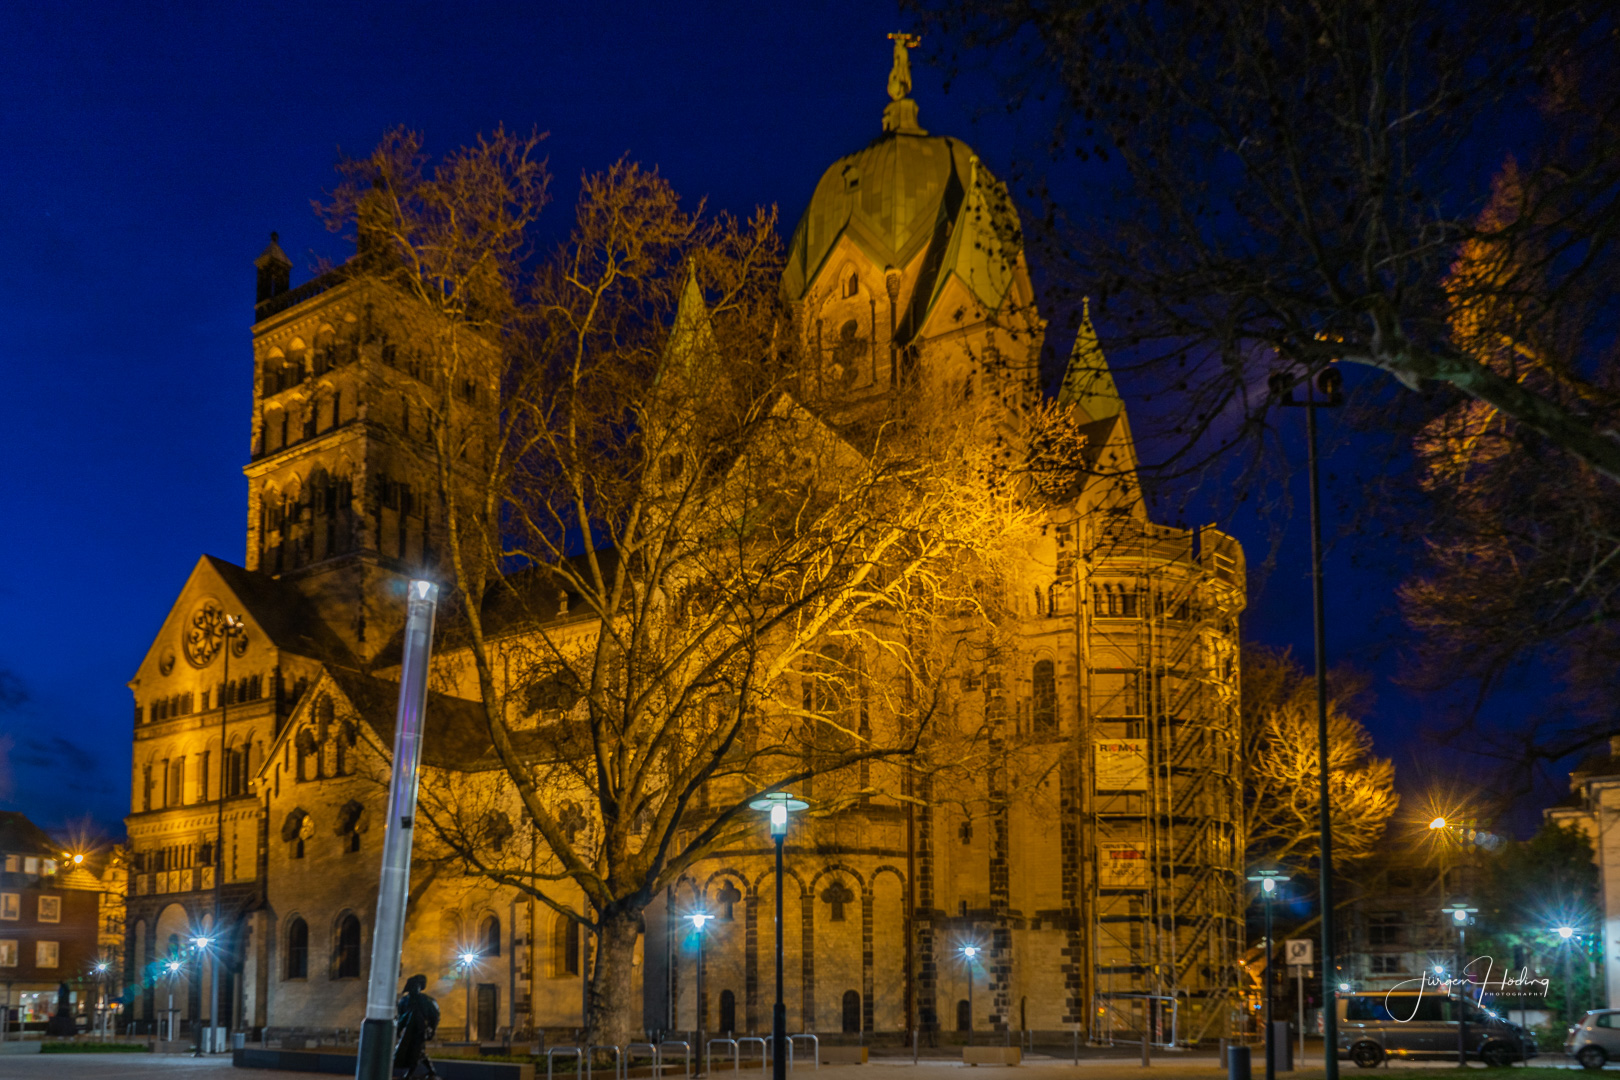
[254,231,292,305]
[1057,297,1123,421]
[664,264,713,374]
[882,33,927,136]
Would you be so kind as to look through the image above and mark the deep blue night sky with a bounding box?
[0,2,1537,842]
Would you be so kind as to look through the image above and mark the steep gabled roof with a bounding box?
[0,811,61,857]
[261,666,567,775]
[203,556,355,665]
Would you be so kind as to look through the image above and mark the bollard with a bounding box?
[1142,1028,1150,1067]
[1228,1044,1252,1080]
[1073,1026,1079,1066]
[1272,1021,1293,1072]
[912,1029,918,1065]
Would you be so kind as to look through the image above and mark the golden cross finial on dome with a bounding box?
[883,33,927,135]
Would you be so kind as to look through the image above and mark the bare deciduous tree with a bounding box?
[324,136,1038,1041]
[911,0,1620,482]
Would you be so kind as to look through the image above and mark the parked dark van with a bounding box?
[1336,991,1538,1068]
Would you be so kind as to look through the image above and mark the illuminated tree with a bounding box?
[1240,645,1398,872]
[323,134,1037,1042]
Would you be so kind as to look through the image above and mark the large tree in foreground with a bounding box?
[911,0,1620,482]
[1240,645,1398,873]
[1399,161,1620,777]
[324,133,1035,1040]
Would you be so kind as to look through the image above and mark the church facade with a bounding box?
[122,47,1246,1046]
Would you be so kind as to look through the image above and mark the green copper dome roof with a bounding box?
[782,130,1025,333]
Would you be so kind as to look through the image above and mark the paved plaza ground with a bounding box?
[0,1053,1598,1080]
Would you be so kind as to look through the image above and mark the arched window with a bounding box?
[336,800,365,854]
[716,880,742,922]
[283,809,310,859]
[842,270,859,299]
[1032,660,1057,735]
[295,729,318,782]
[842,990,862,1034]
[830,320,862,387]
[285,917,309,979]
[479,914,501,958]
[553,914,579,977]
[331,914,361,979]
[956,999,971,1032]
[719,989,737,1035]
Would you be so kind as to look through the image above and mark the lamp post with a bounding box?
[356,580,440,1080]
[210,612,243,1056]
[1440,902,1477,1066]
[190,935,214,1057]
[458,951,482,1043]
[1273,364,1344,1080]
[93,961,110,1040]
[690,912,712,1073]
[1249,870,1287,1080]
[164,958,182,1044]
[961,945,980,1046]
[749,792,807,1080]
[1556,926,1578,1028]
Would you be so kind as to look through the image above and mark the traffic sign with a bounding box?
[1284,938,1314,967]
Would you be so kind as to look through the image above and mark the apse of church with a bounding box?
[123,40,1245,1045]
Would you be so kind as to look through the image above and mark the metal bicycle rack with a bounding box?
[658,1039,692,1079]
[789,1034,819,1069]
[707,1037,740,1075]
[736,1036,769,1075]
[588,1044,624,1080]
[548,1046,584,1080]
[627,1041,661,1077]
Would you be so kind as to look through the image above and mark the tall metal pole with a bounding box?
[1263,890,1275,1080]
[1306,394,1339,1080]
[773,833,786,1080]
[355,580,440,1080]
[696,924,706,1076]
[1456,924,1467,1065]
[209,615,241,1054]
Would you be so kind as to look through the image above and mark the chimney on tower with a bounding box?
[254,232,292,305]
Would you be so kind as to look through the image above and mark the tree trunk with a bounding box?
[588,905,645,1045]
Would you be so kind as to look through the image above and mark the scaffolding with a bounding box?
[1079,517,1246,1045]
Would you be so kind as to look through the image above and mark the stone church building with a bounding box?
[122,45,1246,1047]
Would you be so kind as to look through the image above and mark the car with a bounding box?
[1564,1009,1620,1069]
[1336,991,1538,1068]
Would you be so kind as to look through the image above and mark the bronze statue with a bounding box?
[887,32,921,101]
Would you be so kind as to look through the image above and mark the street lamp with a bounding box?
[749,792,807,1080]
[1273,363,1345,1080]
[209,612,244,1056]
[458,951,482,1043]
[961,944,981,1046]
[1440,902,1477,1066]
[163,958,182,1044]
[1554,926,1580,1027]
[1248,869,1288,1080]
[93,961,111,1039]
[190,935,215,1057]
[689,912,712,1072]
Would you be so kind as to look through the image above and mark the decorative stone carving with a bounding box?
[182,600,247,668]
